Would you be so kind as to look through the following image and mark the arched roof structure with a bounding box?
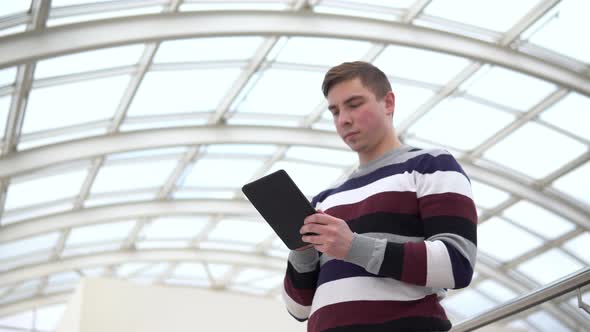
[0,1,588,331]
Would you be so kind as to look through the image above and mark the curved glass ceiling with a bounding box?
[0,1,588,331]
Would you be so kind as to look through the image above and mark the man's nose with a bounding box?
[337,111,352,126]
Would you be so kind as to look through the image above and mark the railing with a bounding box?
[451,267,590,331]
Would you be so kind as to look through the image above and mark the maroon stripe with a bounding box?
[325,191,419,221]
[308,294,448,332]
[419,192,477,223]
[283,277,315,306]
[401,241,427,285]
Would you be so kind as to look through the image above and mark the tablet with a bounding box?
[241,169,316,250]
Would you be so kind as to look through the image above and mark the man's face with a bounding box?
[327,78,394,158]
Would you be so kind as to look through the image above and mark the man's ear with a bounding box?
[384,91,395,116]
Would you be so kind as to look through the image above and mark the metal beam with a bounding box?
[0,199,255,243]
[0,125,346,177]
[0,11,588,96]
[0,249,285,287]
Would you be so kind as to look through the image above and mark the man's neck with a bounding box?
[358,135,402,166]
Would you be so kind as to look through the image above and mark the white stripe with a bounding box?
[318,172,415,211]
[310,276,432,315]
[415,171,472,198]
[282,286,311,320]
[425,240,455,288]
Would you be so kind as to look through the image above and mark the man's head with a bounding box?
[322,61,391,101]
[322,62,400,165]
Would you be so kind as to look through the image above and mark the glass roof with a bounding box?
[0,0,588,331]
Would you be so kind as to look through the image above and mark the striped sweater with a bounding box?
[282,146,477,332]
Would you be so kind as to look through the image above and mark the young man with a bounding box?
[282,61,477,332]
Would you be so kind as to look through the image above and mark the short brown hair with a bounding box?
[322,61,391,99]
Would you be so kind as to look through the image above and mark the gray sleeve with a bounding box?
[288,247,320,273]
[343,233,387,275]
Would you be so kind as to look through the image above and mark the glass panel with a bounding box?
[390,84,434,126]
[91,160,177,193]
[285,146,356,166]
[233,268,274,284]
[24,75,130,133]
[34,305,66,331]
[0,67,16,87]
[503,201,575,240]
[207,218,274,244]
[527,310,570,332]
[182,158,262,188]
[5,169,87,210]
[476,279,518,303]
[374,45,470,85]
[116,263,148,277]
[35,45,144,79]
[0,232,60,260]
[66,220,136,246]
[483,122,587,179]
[140,217,209,240]
[155,37,264,63]
[81,267,106,277]
[248,273,283,290]
[408,97,515,150]
[517,248,584,285]
[478,217,543,262]
[61,243,121,257]
[552,161,590,206]
[128,69,241,116]
[0,280,40,305]
[0,25,26,38]
[461,66,556,111]
[267,161,345,197]
[313,2,404,21]
[236,69,324,116]
[540,92,590,140]
[0,311,32,329]
[273,37,371,66]
[470,180,510,209]
[46,271,80,293]
[0,95,11,138]
[424,0,540,32]
[442,289,496,319]
[172,262,208,279]
[0,1,31,17]
[563,232,590,264]
[48,6,163,27]
[523,0,590,62]
[205,144,277,157]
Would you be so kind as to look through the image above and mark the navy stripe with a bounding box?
[312,153,466,205]
[286,262,319,289]
[348,212,424,237]
[423,215,477,245]
[324,316,451,332]
[317,260,379,286]
[443,241,474,289]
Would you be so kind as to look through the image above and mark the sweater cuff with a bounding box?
[288,247,319,273]
[344,233,386,274]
